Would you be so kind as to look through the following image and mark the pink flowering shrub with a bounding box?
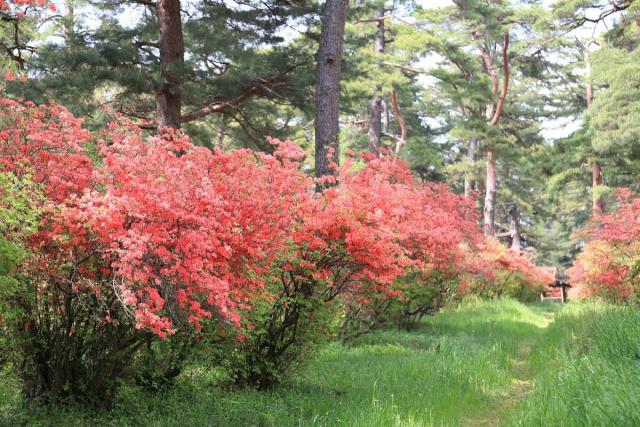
[568,190,640,302]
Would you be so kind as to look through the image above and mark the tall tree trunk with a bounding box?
[368,6,385,155]
[480,33,509,236]
[381,99,389,133]
[368,97,383,154]
[484,145,497,236]
[315,0,349,181]
[156,0,184,129]
[464,137,477,198]
[509,204,522,252]
[584,46,606,216]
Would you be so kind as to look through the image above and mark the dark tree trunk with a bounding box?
[314,0,349,181]
[368,6,385,155]
[156,0,184,129]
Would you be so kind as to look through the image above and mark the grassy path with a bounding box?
[462,306,558,427]
[0,300,567,426]
[4,300,639,426]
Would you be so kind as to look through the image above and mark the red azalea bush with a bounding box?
[230,155,486,385]
[462,239,555,302]
[333,159,485,334]
[0,100,312,403]
[568,190,640,302]
[0,97,556,402]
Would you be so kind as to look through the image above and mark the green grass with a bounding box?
[505,302,640,427]
[6,299,638,426]
[0,298,557,426]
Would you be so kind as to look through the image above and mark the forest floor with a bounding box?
[2,299,639,426]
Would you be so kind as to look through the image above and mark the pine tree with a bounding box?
[8,0,318,142]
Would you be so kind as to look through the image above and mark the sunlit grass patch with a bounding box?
[506,302,640,427]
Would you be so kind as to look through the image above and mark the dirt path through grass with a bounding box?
[461,306,559,427]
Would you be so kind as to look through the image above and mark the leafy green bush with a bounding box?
[0,172,41,370]
[342,271,462,335]
[223,273,342,389]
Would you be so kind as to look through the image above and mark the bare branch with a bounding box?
[354,15,391,24]
[382,61,427,74]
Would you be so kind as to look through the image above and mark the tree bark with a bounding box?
[390,86,408,155]
[368,96,383,154]
[64,0,74,38]
[483,145,497,236]
[368,6,385,155]
[382,99,389,133]
[584,46,606,216]
[480,33,509,236]
[314,0,349,181]
[156,0,184,129]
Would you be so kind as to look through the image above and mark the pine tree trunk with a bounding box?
[64,0,74,37]
[480,33,509,236]
[156,0,184,129]
[314,0,349,180]
[584,47,606,216]
[368,96,383,154]
[509,204,522,252]
[484,144,496,236]
[382,99,389,133]
[464,137,477,198]
[368,6,385,155]
[592,161,605,215]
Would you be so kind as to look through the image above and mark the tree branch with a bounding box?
[489,32,509,126]
[354,15,391,24]
[382,61,427,74]
[181,76,287,123]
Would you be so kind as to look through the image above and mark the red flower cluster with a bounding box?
[568,190,640,301]
[0,98,554,340]
[0,0,55,12]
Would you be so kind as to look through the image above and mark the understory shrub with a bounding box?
[466,240,553,303]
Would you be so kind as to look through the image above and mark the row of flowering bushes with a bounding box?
[0,98,553,405]
[568,190,640,302]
